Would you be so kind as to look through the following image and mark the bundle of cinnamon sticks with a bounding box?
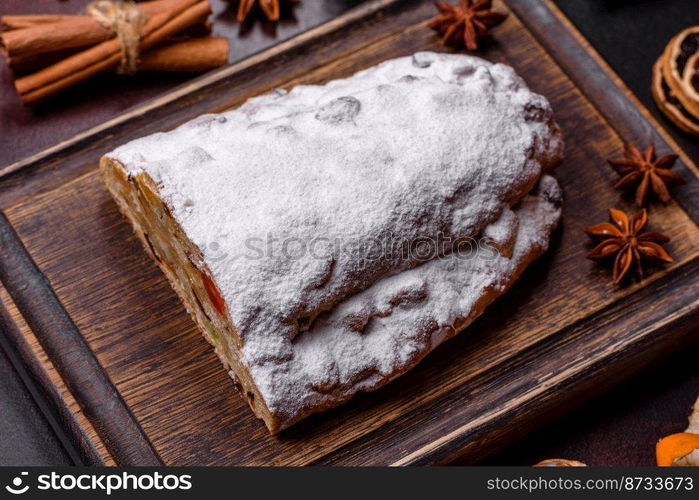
[0,0,229,105]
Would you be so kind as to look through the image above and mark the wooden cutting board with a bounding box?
[0,0,697,466]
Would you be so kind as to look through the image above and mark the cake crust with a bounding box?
[102,52,564,433]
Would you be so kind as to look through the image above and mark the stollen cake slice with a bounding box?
[101,52,564,433]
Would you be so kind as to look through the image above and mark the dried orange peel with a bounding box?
[656,396,699,466]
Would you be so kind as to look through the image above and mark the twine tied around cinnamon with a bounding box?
[86,0,147,74]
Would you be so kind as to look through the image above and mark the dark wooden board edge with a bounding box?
[0,212,162,466]
[0,295,104,466]
[509,0,699,224]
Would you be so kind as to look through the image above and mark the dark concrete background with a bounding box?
[0,334,72,466]
[0,0,697,465]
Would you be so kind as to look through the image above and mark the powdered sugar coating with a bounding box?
[108,52,563,423]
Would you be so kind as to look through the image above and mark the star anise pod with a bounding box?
[608,143,685,207]
[234,0,297,22]
[428,0,508,51]
[585,208,673,284]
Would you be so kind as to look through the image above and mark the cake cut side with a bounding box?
[101,52,564,433]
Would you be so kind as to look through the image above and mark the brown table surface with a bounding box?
[0,0,697,466]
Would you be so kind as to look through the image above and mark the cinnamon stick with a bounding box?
[16,0,211,104]
[0,0,178,30]
[2,15,83,30]
[7,21,213,71]
[139,37,228,72]
[2,17,115,63]
[0,0,187,65]
[10,36,227,73]
[4,28,214,70]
